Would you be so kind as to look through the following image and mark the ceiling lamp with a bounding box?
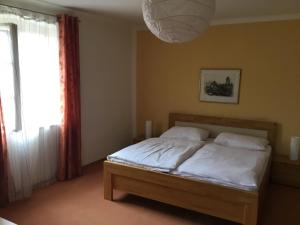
[142,0,216,43]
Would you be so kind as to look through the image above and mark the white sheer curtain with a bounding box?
[0,5,61,201]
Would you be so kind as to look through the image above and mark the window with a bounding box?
[0,15,61,131]
[0,23,21,131]
[0,5,62,202]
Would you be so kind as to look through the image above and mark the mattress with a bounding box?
[172,143,271,191]
[107,137,205,172]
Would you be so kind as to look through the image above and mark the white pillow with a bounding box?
[160,126,210,142]
[214,132,269,150]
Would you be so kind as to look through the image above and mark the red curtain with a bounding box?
[58,15,82,181]
[0,97,8,206]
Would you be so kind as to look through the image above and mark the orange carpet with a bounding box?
[0,162,299,225]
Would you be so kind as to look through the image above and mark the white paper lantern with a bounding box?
[142,0,216,43]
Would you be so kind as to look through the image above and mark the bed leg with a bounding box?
[243,203,258,225]
[104,167,113,201]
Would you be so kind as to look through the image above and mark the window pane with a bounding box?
[18,23,60,128]
[0,25,16,131]
[0,29,13,63]
[0,64,16,131]
[0,63,15,94]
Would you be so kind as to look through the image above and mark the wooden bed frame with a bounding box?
[104,113,277,225]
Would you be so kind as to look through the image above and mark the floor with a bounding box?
[0,162,299,225]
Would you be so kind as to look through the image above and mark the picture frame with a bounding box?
[199,69,241,104]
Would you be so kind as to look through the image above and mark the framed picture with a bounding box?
[200,69,241,104]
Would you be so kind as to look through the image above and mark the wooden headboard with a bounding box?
[169,113,277,150]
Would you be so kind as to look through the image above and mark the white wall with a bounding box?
[79,14,133,165]
[0,0,134,165]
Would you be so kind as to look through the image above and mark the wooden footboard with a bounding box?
[104,161,265,225]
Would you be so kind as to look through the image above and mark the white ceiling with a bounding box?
[38,0,300,24]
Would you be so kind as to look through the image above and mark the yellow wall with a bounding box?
[136,20,300,155]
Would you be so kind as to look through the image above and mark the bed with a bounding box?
[103,113,277,225]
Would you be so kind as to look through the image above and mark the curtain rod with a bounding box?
[0,3,57,17]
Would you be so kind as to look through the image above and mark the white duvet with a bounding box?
[174,143,271,190]
[107,138,204,172]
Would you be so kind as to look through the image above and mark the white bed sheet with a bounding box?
[107,137,205,172]
[172,143,271,191]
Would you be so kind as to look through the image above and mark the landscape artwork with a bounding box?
[200,69,241,104]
